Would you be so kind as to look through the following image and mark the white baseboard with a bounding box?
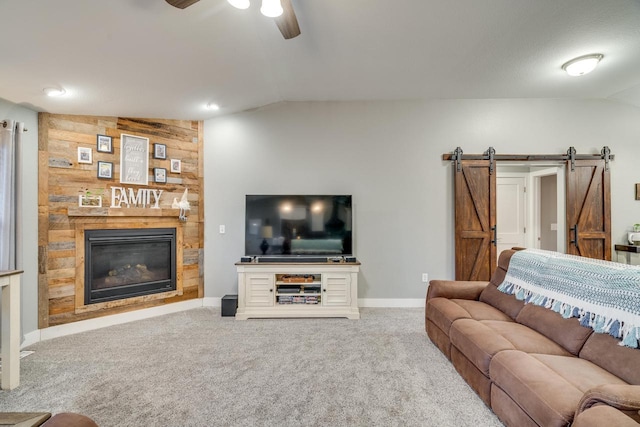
[358,298,424,308]
[202,297,221,307]
[22,329,42,349]
[30,299,204,345]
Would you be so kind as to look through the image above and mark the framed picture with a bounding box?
[96,134,113,153]
[97,161,113,179]
[154,167,167,183]
[78,147,92,164]
[170,159,181,173]
[636,183,640,200]
[79,194,102,208]
[153,143,167,159]
[120,133,149,185]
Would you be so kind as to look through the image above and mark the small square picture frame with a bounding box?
[96,134,113,153]
[78,147,92,164]
[153,143,167,159]
[97,161,113,179]
[170,159,181,173]
[154,167,167,183]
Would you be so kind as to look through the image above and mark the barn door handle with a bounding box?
[570,224,579,249]
[491,225,497,246]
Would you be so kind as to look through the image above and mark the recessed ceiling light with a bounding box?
[206,103,220,111]
[227,0,250,9]
[561,54,603,77]
[43,87,66,97]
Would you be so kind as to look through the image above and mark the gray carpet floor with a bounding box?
[0,308,502,427]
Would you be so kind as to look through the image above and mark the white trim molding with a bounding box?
[358,298,424,308]
[23,299,204,347]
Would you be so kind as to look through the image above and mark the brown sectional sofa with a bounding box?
[425,249,640,427]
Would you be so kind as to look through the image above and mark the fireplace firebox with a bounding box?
[84,228,177,305]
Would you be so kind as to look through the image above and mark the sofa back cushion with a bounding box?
[580,333,640,385]
[479,249,525,319]
[515,304,593,355]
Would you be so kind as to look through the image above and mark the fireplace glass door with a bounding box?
[85,228,177,304]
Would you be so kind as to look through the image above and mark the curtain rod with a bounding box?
[2,120,28,132]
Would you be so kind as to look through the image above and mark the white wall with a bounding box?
[204,99,640,300]
[0,98,39,335]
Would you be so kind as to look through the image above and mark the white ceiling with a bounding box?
[1,0,639,120]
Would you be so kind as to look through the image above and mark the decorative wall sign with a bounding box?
[153,143,167,159]
[110,186,163,208]
[96,134,113,153]
[170,159,181,173]
[120,134,149,185]
[78,147,92,164]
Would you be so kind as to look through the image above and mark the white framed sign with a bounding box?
[120,133,149,185]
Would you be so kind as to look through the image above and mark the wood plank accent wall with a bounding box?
[38,113,204,327]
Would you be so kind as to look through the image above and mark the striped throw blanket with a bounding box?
[497,249,640,348]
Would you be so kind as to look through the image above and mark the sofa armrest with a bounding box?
[426,280,489,301]
[577,384,640,416]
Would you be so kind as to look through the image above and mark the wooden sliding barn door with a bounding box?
[565,159,611,260]
[455,160,497,280]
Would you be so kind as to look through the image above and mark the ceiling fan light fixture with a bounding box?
[227,0,250,10]
[562,54,603,77]
[260,0,283,17]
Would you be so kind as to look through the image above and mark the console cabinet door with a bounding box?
[322,273,351,306]
[245,273,274,307]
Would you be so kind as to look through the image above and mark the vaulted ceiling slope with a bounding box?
[1,0,639,120]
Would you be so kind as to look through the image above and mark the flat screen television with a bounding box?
[245,195,352,257]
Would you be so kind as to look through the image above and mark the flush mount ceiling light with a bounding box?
[562,54,603,77]
[205,102,220,111]
[43,87,66,97]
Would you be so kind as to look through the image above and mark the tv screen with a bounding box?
[245,195,353,257]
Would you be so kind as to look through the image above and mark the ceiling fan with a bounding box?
[165,0,301,39]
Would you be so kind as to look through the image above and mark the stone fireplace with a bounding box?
[84,228,177,305]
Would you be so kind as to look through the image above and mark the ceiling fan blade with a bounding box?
[165,0,200,9]
[275,0,301,39]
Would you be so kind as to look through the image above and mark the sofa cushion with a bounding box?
[450,318,573,377]
[479,320,573,356]
[479,284,525,320]
[516,304,593,355]
[426,297,512,336]
[490,350,628,427]
[450,319,517,376]
[580,333,640,385]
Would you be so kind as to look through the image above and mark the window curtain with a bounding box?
[0,119,23,270]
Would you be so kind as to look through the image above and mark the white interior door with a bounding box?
[496,175,527,257]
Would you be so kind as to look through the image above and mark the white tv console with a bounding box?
[235,261,360,320]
